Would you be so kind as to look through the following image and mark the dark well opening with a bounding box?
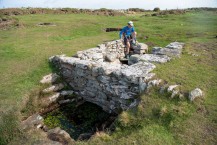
[43,101,117,140]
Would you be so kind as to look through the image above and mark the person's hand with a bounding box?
[120,37,124,42]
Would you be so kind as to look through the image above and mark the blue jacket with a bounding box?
[119,26,135,38]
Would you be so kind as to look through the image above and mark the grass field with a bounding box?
[0,10,217,145]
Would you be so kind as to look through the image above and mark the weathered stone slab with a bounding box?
[152,42,184,57]
[129,54,170,64]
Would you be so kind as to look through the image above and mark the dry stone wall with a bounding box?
[50,40,184,113]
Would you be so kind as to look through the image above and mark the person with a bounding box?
[119,21,137,59]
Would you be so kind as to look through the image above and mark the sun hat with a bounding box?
[128,21,134,26]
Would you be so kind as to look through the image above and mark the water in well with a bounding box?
[43,101,117,140]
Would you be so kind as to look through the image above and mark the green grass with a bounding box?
[0,11,217,145]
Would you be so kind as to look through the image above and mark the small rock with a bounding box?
[147,79,162,90]
[40,73,59,84]
[42,83,64,93]
[189,88,203,101]
[144,73,156,82]
[21,114,43,130]
[58,99,75,104]
[36,124,43,129]
[167,85,179,92]
[171,90,179,98]
[49,93,60,103]
[149,79,162,86]
[60,90,74,96]
[47,127,74,144]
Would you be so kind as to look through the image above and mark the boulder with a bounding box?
[167,85,179,92]
[189,88,203,101]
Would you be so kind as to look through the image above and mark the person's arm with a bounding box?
[132,27,136,41]
[119,27,125,39]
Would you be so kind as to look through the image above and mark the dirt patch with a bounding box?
[186,41,217,66]
[105,28,122,32]
[0,17,19,30]
[37,22,56,26]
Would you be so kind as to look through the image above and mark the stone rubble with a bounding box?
[50,40,185,113]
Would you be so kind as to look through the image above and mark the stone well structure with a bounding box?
[50,40,184,113]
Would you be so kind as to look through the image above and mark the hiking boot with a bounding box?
[125,54,130,59]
